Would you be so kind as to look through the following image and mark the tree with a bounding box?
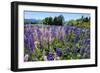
[53,15,64,25]
[43,17,53,25]
[43,17,49,24]
[83,17,90,22]
[57,15,64,25]
[48,17,53,25]
[53,16,58,25]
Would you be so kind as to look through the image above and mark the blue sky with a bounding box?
[24,11,90,21]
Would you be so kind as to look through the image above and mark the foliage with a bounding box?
[67,16,90,28]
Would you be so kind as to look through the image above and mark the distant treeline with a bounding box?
[24,15,90,28]
[43,15,64,25]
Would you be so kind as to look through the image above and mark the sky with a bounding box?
[24,11,90,21]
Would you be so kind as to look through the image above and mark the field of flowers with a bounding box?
[24,25,90,61]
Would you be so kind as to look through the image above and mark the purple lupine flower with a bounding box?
[64,26,69,35]
[85,39,90,44]
[51,26,56,38]
[76,28,82,35]
[74,35,79,43]
[29,35,34,50]
[44,28,50,38]
[61,27,65,40]
[47,52,54,60]
[37,28,42,41]
[59,35,63,41]
[56,48,62,56]
[80,47,85,56]
[73,29,81,36]
[24,26,34,52]
[57,27,65,41]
